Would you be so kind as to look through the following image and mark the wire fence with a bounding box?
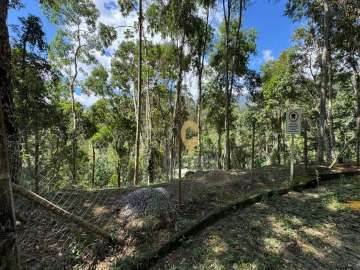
[7,131,122,270]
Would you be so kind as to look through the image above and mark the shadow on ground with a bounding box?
[153,177,360,270]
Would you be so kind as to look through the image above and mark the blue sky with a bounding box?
[9,0,300,69]
[8,0,301,105]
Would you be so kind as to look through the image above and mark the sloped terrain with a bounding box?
[153,177,360,270]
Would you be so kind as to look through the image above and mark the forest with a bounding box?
[0,0,359,269]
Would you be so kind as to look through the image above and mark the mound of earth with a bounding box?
[116,187,174,230]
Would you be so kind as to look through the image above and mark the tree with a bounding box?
[134,0,143,185]
[285,0,334,163]
[147,0,198,184]
[203,80,227,169]
[44,0,116,183]
[0,0,20,184]
[220,0,246,170]
[210,18,256,169]
[0,1,20,267]
[188,0,214,169]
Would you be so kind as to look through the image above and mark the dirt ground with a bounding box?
[153,177,360,270]
[14,165,359,269]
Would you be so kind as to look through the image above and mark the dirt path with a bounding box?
[153,177,360,270]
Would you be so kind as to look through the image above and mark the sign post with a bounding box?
[286,109,301,188]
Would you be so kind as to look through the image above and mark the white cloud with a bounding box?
[75,92,100,107]
[262,49,274,62]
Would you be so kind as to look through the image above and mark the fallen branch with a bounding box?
[12,184,119,244]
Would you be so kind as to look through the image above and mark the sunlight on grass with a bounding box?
[344,200,360,210]
[208,234,229,254]
[324,196,344,212]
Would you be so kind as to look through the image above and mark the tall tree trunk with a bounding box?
[318,0,331,164]
[303,128,308,170]
[251,121,255,170]
[34,127,40,193]
[134,0,143,186]
[223,0,231,170]
[327,51,335,161]
[117,160,121,188]
[197,7,210,170]
[0,100,20,269]
[145,56,153,184]
[197,69,203,169]
[171,37,184,183]
[351,64,360,165]
[217,130,222,169]
[69,27,82,184]
[70,84,77,183]
[277,132,281,165]
[92,142,95,188]
[0,0,19,184]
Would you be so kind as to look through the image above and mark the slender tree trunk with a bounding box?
[134,0,143,186]
[197,7,210,170]
[197,70,203,169]
[318,0,331,164]
[145,57,153,184]
[171,37,184,184]
[34,127,40,193]
[303,128,308,170]
[92,142,95,188]
[117,160,121,188]
[222,0,231,170]
[351,64,360,165]
[70,85,77,183]
[0,100,20,269]
[0,0,19,184]
[217,130,222,169]
[251,121,255,170]
[69,28,83,184]
[277,131,281,165]
[327,59,336,161]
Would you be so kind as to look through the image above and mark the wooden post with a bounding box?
[0,102,20,269]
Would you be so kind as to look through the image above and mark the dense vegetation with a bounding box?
[0,0,359,192]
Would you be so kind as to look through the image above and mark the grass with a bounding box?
[154,176,360,270]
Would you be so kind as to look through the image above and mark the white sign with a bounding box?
[286,109,301,134]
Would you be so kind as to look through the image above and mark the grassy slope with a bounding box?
[154,177,360,270]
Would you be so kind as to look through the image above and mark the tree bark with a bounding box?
[92,142,95,188]
[277,131,281,165]
[69,27,82,184]
[117,160,121,188]
[197,69,203,169]
[222,0,231,170]
[303,128,308,170]
[0,100,20,269]
[134,0,143,186]
[318,0,331,164]
[217,130,222,169]
[351,64,360,165]
[34,127,40,193]
[251,121,255,170]
[0,0,19,184]
[197,6,210,170]
[12,183,118,244]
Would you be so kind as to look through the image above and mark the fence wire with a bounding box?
[8,132,120,270]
